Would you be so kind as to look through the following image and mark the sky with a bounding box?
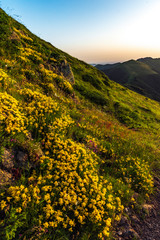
[1,0,160,63]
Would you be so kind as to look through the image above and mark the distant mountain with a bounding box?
[96,57,160,101]
[138,57,160,74]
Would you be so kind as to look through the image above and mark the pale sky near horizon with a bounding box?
[1,0,160,64]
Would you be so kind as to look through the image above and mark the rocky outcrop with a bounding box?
[10,31,19,41]
[59,59,75,84]
[0,145,43,188]
[1,149,14,170]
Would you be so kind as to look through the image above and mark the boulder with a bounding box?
[59,59,75,84]
[1,149,14,170]
[16,150,31,170]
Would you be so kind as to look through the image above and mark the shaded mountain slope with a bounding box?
[96,58,160,101]
[138,57,160,74]
[0,8,160,240]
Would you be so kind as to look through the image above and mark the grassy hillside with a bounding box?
[0,8,160,240]
[96,58,160,102]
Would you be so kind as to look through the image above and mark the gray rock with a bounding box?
[59,59,75,84]
[1,149,14,170]
[16,151,30,169]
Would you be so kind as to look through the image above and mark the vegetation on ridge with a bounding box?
[0,8,160,240]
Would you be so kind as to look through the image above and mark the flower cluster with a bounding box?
[18,46,42,62]
[57,78,73,94]
[0,92,27,135]
[114,156,153,194]
[0,68,16,91]
[19,88,59,138]
[13,27,33,42]
[1,133,124,239]
[49,115,74,136]
[39,65,59,83]
[38,65,73,94]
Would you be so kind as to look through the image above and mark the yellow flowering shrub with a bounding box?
[46,83,56,93]
[0,68,16,91]
[38,133,124,238]
[19,55,30,63]
[0,134,124,239]
[114,156,153,194]
[13,27,33,42]
[3,59,15,67]
[0,92,27,135]
[37,66,73,94]
[18,46,42,62]
[49,115,74,136]
[57,78,73,94]
[19,88,59,138]
[39,66,59,83]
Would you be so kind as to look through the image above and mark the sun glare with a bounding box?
[118,1,160,50]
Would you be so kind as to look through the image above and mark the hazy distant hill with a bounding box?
[96,57,160,101]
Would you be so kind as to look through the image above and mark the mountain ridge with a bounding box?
[96,57,160,101]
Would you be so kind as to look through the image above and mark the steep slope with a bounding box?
[96,58,160,101]
[0,8,160,240]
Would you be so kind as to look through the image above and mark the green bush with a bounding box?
[74,83,108,106]
[82,74,102,90]
[114,102,140,127]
